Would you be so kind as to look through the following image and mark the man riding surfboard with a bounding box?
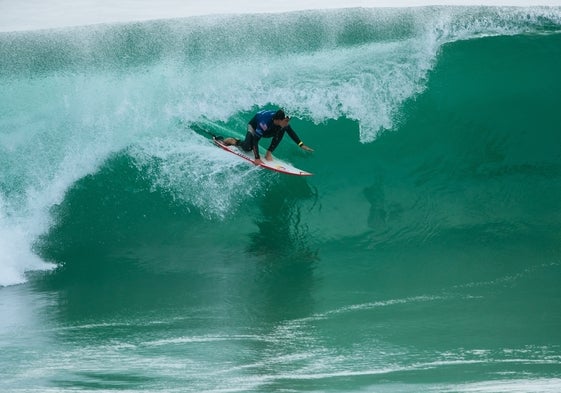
[223,109,313,165]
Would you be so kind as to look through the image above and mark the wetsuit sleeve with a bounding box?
[285,125,302,145]
[267,125,302,153]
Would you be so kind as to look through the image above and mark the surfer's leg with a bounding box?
[238,133,252,151]
[224,125,254,151]
[238,125,256,152]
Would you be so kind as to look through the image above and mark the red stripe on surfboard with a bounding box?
[212,137,312,176]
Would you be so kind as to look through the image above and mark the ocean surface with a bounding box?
[1,4,561,392]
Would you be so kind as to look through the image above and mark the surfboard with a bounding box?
[212,136,312,176]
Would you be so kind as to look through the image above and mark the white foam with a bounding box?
[1,0,560,32]
[0,158,103,286]
[445,378,561,393]
[0,222,54,286]
[0,73,151,286]
[128,130,261,220]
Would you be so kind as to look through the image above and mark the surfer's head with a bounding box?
[273,110,287,120]
[273,109,290,127]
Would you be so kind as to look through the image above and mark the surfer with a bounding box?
[223,109,313,165]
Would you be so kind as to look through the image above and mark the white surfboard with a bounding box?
[213,136,312,176]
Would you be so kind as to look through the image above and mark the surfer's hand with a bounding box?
[301,144,314,152]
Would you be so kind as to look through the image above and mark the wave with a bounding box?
[1,6,561,286]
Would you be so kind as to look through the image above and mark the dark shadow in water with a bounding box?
[244,176,320,323]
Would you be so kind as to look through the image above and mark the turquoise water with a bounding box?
[1,6,561,392]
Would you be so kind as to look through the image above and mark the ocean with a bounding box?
[1,4,561,392]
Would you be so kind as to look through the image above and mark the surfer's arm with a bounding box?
[285,125,301,145]
[286,126,314,152]
[299,143,314,152]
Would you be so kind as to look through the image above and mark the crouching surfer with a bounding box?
[223,109,314,165]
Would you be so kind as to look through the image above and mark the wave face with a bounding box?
[1,6,560,285]
[1,6,561,392]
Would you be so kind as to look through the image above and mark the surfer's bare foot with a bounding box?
[265,151,273,161]
[222,137,239,146]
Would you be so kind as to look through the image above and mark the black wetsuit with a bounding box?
[239,110,303,160]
